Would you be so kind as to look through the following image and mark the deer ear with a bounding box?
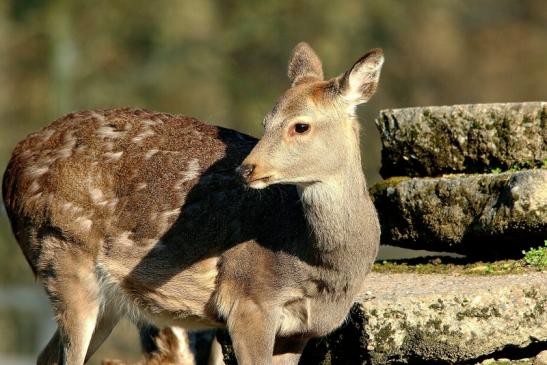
[338,48,384,105]
[288,42,324,86]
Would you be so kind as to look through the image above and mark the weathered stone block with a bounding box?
[370,169,547,255]
[376,102,547,178]
[353,272,547,364]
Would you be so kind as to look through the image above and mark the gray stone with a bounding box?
[535,350,547,365]
[353,273,547,364]
[218,272,547,364]
[370,169,547,255]
[376,102,547,178]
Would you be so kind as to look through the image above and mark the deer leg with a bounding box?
[272,337,308,365]
[36,240,102,365]
[84,306,121,362]
[227,301,277,365]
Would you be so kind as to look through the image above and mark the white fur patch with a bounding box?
[96,125,125,139]
[89,188,106,204]
[103,151,123,162]
[75,216,93,231]
[135,182,147,191]
[27,181,41,194]
[145,149,159,159]
[131,129,155,143]
[142,119,162,127]
[116,231,134,246]
[91,112,106,123]
[183,159,200,181]
[25,166,49,178]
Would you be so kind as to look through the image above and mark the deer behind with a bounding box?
[2,42,383,365]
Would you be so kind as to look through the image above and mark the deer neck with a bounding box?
[298,140,378,259]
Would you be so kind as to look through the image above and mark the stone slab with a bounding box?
[376,102,547,178]
[369,169,547,255]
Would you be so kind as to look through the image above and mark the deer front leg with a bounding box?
[272,336,308,365]
[227,300,278,365]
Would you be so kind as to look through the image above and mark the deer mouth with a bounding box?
[248,175,273,188]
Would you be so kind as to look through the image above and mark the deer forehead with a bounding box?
[265,81,341,128]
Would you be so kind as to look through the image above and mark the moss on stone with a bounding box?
[369,176,410,196]
[373,257,544,276]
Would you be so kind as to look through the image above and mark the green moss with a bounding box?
[369,176,410,196]
[374,323,396,352]
[490,159,546,174]
[429,299,445,311]
[373,257,539,276]
[456,306,501,321]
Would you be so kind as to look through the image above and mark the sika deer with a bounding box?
[2,42,382,365]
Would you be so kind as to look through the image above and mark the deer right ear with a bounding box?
[288,42,324,87]
[338,48,384,105]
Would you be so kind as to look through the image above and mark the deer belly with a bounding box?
[99,254,221,326]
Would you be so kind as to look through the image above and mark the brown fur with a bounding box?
[102,327,195,365]
[2,42,383,365]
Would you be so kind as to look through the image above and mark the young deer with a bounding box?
[2,42,382,365]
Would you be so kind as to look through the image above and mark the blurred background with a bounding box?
[0,0,545,363]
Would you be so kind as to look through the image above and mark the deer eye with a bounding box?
[291,123,310,135]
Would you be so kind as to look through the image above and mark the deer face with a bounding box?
[239,42,384,189]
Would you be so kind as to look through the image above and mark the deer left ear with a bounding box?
[288,42,324,87]
[338,48,384,105]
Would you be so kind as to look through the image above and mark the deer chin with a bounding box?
[248,175,274,189]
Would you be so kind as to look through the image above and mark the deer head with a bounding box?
[238,42,384,189]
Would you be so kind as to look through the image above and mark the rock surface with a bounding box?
[218,272,547,364]
[376,102,547,178]
[535,350,547,365]
[370,169,547,255]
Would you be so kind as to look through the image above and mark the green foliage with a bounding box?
[522,241,547,271]
[490,159,545,174]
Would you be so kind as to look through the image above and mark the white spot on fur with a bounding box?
[162,208,180,220]
[142,119,162,127]
[75,216,93,231]
[103,151,123,162]
[116,231,134,246]
[107,198,118,211]
[27,192,43,205]
[55,146,73,159]
[145,149,159,159]
[40,129,56,142]
[25,166,49,178]
[27,181,41,194]
[136,182,147,191]
[104,142,114,151]
[89,188,106,204]
[178,159,200,185]
[131,129,155,143]
[156,208,181,231]
[91,112,106,123]
[62,202,84,215]
[96,125,125,139]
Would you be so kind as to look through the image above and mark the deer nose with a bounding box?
[237,163,255,180]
